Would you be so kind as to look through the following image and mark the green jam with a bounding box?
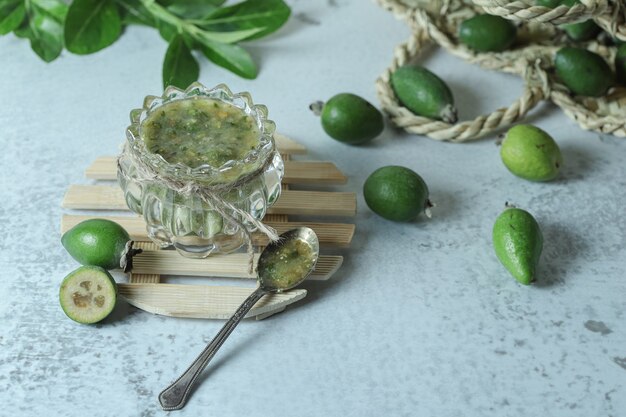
[141,98,260,169]
[260,239,316,289]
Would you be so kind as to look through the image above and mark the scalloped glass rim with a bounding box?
[126,82,276,182]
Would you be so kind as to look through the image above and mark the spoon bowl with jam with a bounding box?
[158,227,319,411]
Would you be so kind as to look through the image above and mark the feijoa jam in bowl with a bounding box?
[118,83,284,257]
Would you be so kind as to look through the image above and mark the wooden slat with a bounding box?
[275,133,307,155]
[87,159,346,185]
[62,185,357,217]
[130,242,161,283]
[130,250,343,281]
[118,283,307,320]
[61,214,355,247]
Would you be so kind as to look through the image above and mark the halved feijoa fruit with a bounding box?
[59,266,117,324]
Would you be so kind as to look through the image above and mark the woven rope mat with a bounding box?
[375,0,626,140]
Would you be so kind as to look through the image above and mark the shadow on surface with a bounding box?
[534,221,587,288]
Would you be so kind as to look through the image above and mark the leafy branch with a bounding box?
[0,0,291,88]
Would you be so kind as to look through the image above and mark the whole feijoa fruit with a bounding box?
[492,207,543,285]
[363,165,431,222]
[500,124,562,182]
[317,93,384,145]
[459,14,517,52]
[390,65,457,123]
[561,20,601,41]
[62,219,131,270]
[555,47,614,97]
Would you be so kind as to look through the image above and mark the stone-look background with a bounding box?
[0,1,624,416]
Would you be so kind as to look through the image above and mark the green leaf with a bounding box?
[157,18,177,42]
[13,20,30,38]
[165,0,220,20]
[23,0,67,62]
[0,1,25,35]
[117,0,156,27]
[200,40,257,79]
[163,34,199,90]
[201,0,290,40]
[31,0,68,22]
[193,26,263,44]
[64,0,122,55]
[157,0,225,7]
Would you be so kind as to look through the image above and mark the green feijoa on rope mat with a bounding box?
[458,14,517,52]
[363,166,432,222]
[59,266,117,324]
[390,65,457,123]
[561,20,601,41]
[312,93,384,145]
[555,47,614,97]
[492,207,543,285]
[500,124,562,182]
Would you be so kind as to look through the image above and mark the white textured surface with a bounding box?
[1,1,625,416]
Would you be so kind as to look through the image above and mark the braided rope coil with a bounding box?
[376,0,626,140]
[473,0,610,25]
[376,23,546,142]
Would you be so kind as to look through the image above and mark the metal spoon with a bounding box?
[158,227,320,410]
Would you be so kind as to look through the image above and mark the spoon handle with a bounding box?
[158,286,268,410]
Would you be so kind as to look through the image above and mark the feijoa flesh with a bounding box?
[363,165,431,222]
[555,47,614,97]
[492,207,543,285]
[62,219,136,271]
[59,266,117,324]
[500,124,562,182]
[391,65,457,123]
[318,93,384,145]
[459,14,517,52]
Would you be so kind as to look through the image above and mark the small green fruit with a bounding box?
[500,124,562,182]
[492,207,543,285]
[59,265,117,324]
[555,47,614,97]
[318,93,384,145]
[561,20,601,41]
[459,14,517,52]
[363,166,431,222]
[62,219,131,270]
[390,65,457,123]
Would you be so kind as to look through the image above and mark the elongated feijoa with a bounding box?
[555,47,614,97]
[501,124,562,182]
[62,219,132,270]
[492,207,543,285]
[615,44,626,84]
[363,165,431,222]
[316,93,384,145]
[390,65,457,123]
[459,14,517,52]
[59,266,117,324]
